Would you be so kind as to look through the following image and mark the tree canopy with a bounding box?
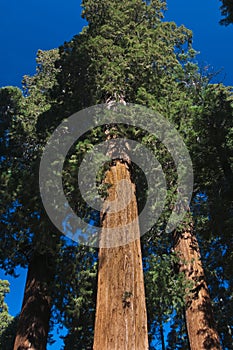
[0,0,233,349]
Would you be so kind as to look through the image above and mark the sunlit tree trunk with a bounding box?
[93,160,148,350]
[13,253,53,350]
[174,217,222,350]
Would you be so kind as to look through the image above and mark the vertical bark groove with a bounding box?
[93,161,148,350]
[13,253,53,350]
[174,220,222,350]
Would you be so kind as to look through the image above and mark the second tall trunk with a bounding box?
[174,218,222,350]
[13,252,53,350]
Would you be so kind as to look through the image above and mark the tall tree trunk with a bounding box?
[13,252,53,350]
[93,161,148,350]
[159,320,165,350]
[173,217,222,350]
[183,307,191,350]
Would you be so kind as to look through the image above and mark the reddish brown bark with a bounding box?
[174,219,222,350]
[93,161,148,350]
[13,253,53,350]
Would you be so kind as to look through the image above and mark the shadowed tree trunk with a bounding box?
[13,252,53,350]
[93,160,148,350]
[159,320,165,350]
[174,217,222,350]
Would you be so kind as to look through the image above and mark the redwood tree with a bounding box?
[54,0,224,348]
[0,52,62,350]
[13,253,54,350]
[2,0,232,348]
[93,160,148,349]
[174,216,222,350]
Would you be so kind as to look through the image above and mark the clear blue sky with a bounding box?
[166,0,233,86]
[0,0,85,87]
[0,0,232,88]
[0,0,232,349]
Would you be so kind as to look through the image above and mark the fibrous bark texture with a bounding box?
[174,220,222,350]
[13,253,53,350]
[93,161,148,350]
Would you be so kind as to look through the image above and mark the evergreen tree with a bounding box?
[49,1,226,348]
[0,280,14,345]
[191,83,233,349]
[0,51,62,350]
[1,1,232,349]
[93,161,149,349]
[174,215,221,349]
[59,1,195,348]
[0,279,18,349]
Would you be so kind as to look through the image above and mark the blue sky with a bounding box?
[0,0,85,87]
[0,0,232,88]
[0,0,232,349]
[166,0,233,86]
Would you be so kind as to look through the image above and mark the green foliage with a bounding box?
[52,244,98,350]
[189,82,233,347]
[145,252,188,319]
[0,49,62,272]
[0,280,17,350]
[166,309,190,350]
[1,0,233,348]
[0,280,11,321]
[55,0,194,111]
[0,317,18,350]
